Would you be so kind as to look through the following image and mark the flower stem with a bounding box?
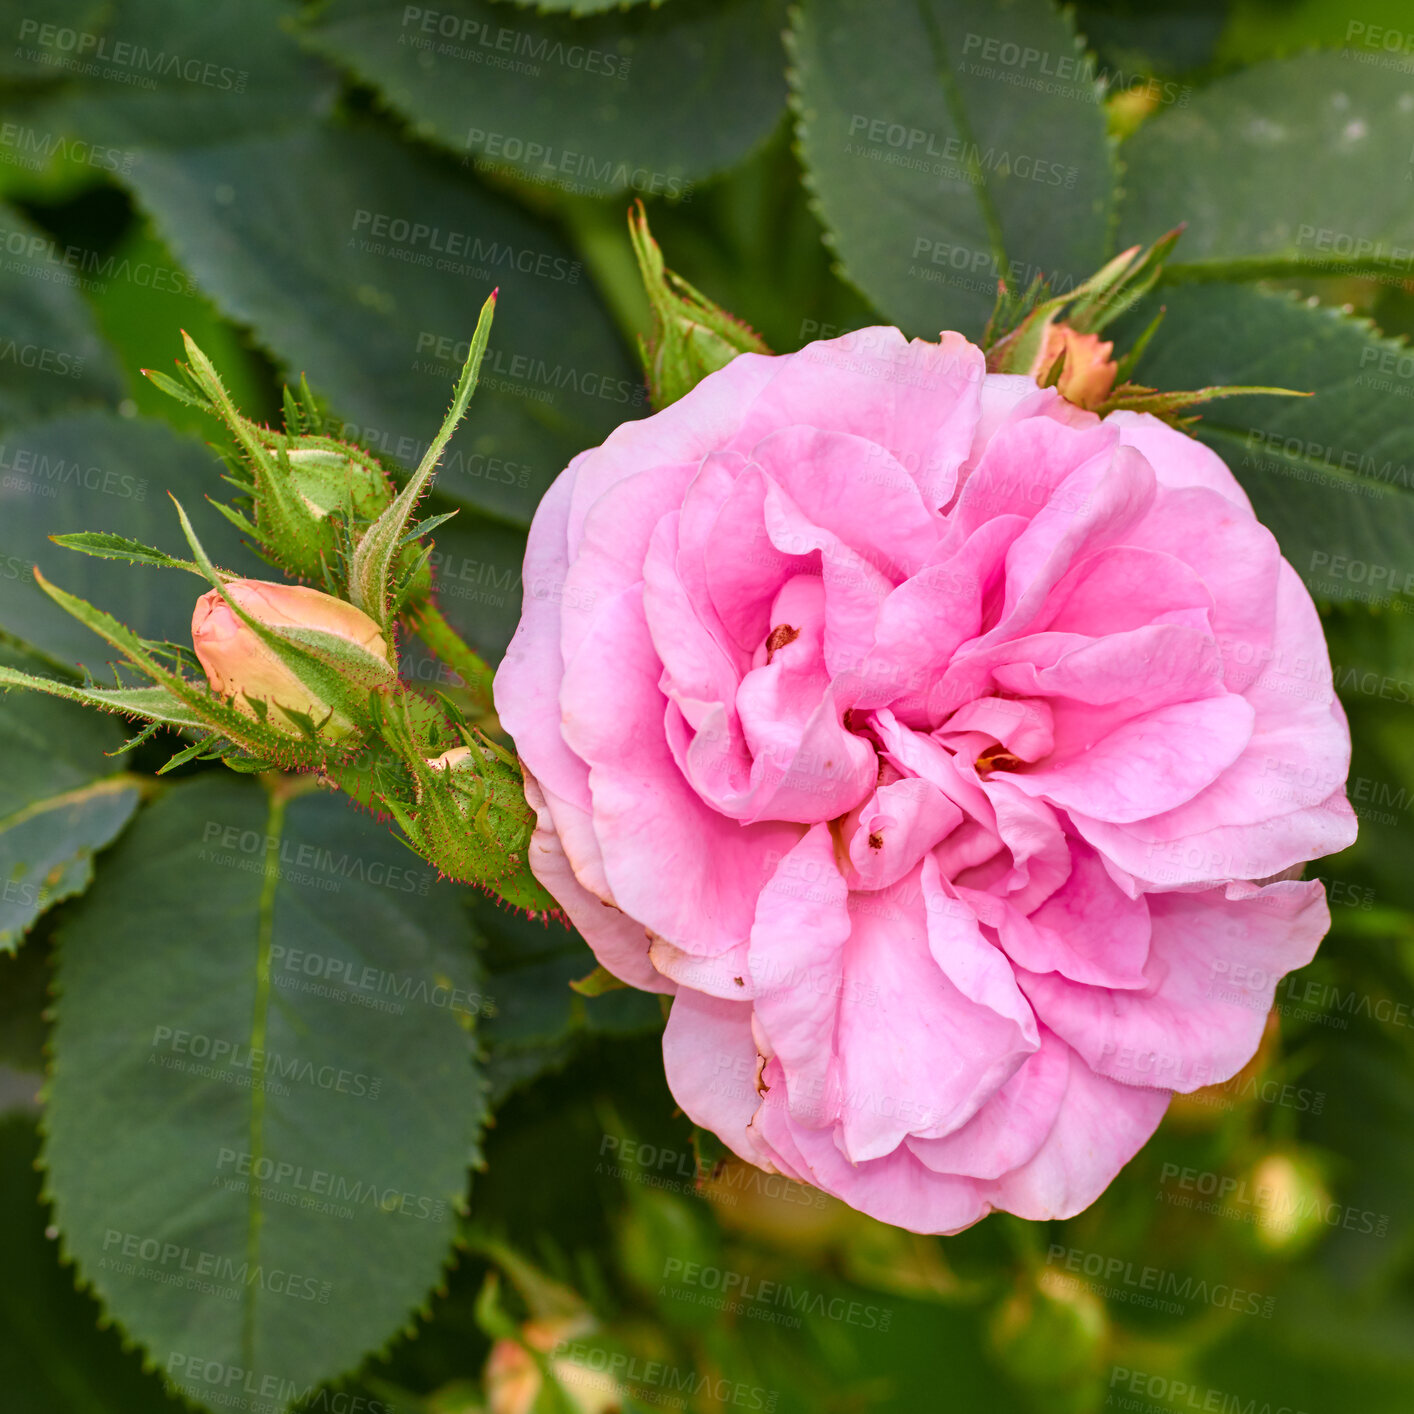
[405,601,496,715]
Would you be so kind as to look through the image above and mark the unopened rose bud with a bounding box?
[484,1315,620,1414]
[1030,323,1118,410]
[192,579,392,739]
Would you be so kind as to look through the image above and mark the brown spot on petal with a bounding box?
[765,623,800,662]
[867,831,885,850]
[733,976,745,987]
[975,744,1025,775]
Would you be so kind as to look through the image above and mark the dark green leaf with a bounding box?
[305,0,787,196]
[789,0,1115,337]
[119,121,642,526]
[43,775,487,1409]
[0,639,140,954]
[0,411,267,666]
[1118,283,1414,601]
[0,201,124,426]
[1120,51,1414,280]
[23,0,336,147]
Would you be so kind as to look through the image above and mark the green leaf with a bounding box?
[0,0,107,80]
[117,120,641,527]
[22,0,336,148]
[0,639,141,954]
[1116,283,1414,601]
[49,531,204,574]
[0,411,268,667]
[1119,51,1414,280]
[0,201,124,426]
[304,0,787,197]
[0,1115,190,1412]
[43,775,487,1409]
[788,0,1116,337]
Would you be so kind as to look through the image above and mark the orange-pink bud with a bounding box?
[1031,323,1118,411]
[191,579,389,737]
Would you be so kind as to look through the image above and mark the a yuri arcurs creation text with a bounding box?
[494,318,1357,1234]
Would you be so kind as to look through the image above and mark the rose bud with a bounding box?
[191,579,393,739]
[1030,322,1119,410]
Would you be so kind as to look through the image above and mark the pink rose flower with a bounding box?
[494,327,1356,1233]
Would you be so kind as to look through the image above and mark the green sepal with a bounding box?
[1092,382,1311,426]
[48,531,207,576]
[629,199,770,409]
[984,226,1184,375]
[350,290,497,631]
[0,666,207,732]
[569,966,628,998]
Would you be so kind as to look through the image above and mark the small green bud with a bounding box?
[628,199,770,408]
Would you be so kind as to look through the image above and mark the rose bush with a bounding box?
[494,327,1356,1234]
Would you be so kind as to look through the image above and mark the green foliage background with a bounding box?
[1,1,1413,1411]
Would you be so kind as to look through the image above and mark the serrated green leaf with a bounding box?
[789,0,1116,337]
[0,641,141,954]
[43,775,487,1410]
[116,120,640,527]
[49,531,204,574]
[1119,50,1414,280]
[1116,283,1414,602]
[305,0,786,197]
[0,411,267,667]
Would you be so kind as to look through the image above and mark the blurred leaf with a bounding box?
[789,0,1115,337]
[118,120,641,526]
[0,410,267,665]
[473,896,661,1106]
[0,1115,190,1414]
[1118,282,1414,598]
[24,0,336,147]
[0,638,141,953]
[1120,51,1414,278]
[43,775,486,1410]
[306,0,788,197]
[85,220,275,439]
[0,200,124,425]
